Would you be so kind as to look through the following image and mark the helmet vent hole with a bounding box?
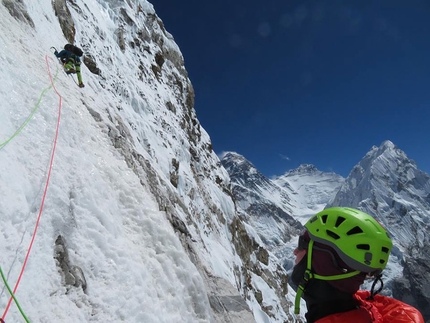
[357,244,370,250]
[321,214,328,224]
[381,247,390,253]
[347,226,364,235]
[326,230,340,240]
[335,216,346,227]
[380,259,386,264]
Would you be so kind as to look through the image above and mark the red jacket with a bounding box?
[316,291,424,323]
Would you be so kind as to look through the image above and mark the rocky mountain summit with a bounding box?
[328,140,430,319]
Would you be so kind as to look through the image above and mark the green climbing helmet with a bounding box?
[305,207,393,274]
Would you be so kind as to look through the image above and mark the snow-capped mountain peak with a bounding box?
[330,140,430,245]
[328,141,430,317]
[273,164,345,223]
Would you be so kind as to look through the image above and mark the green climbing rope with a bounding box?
[0,66,59,149]
[0,266,30,322]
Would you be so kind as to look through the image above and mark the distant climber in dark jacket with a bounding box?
[54,44,84,88]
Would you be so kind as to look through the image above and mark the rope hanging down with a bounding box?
[1,55,63,322]
[0,267,29,322]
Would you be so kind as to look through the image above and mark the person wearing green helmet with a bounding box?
[291,207,424,323]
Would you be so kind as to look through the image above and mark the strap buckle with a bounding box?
[303,269,314,282]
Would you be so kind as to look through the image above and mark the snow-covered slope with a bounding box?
[273,164,345,223]
[2,1,426,321]
[0,1,294,322]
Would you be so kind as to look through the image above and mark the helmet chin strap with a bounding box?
[294,240,361,314]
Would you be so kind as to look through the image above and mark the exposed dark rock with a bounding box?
[189,146,199,162]
[229,217,257,262]
[185,85,195,112]
[166,101,176,114]
[83,54,101,75]
[85,105,102,122]
[54,235,87,292]
[393,242,430,321]
[155,52,165,68]
[256,246,269,266]
[151,64,161,79]
[208,295,251,313]
[170,158,179,188]
[120,7,134,25]
[2,0,34,27]
[254,289,263,304]
[52,0,75,43]
[169,214,192,240]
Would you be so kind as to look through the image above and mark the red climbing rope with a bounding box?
[1,55,63,320]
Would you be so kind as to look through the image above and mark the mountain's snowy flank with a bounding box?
[1,0,428,322]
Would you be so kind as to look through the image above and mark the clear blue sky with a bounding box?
[150,0,430,177]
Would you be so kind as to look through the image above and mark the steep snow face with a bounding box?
[0,1,227,322]
[0,0,300,322]
[273,164,345,223]
[0,1,293,322]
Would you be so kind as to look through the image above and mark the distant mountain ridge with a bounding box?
[221,152,344,269]
[222,140,429,319]
[221,152,302,251]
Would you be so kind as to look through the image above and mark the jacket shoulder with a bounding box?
[55,49,67,57]
[315,308,371,323]
[316,292,424,323]
[356,291,424,323]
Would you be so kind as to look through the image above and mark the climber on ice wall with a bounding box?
[54,43,85,88]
